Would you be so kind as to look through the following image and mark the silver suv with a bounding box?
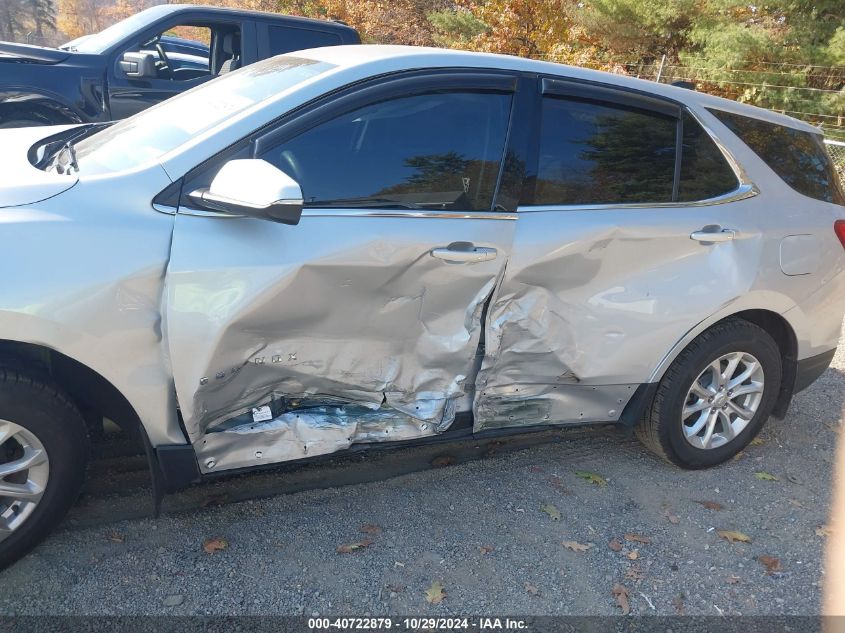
[1,45,843,568]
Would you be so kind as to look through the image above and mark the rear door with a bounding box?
[474,78,763,430]
[165,71,522,472]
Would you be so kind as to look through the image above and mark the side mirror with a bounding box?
[119,51,157,78]
[188,159,303,225]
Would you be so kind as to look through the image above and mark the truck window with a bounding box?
[267,26,342,56]
[119,23,241,83]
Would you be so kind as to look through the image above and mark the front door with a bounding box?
[165,72,520,472]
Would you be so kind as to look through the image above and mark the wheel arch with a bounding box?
[0,339,147,444]
[648,307,798,418]
[0,95,84,127]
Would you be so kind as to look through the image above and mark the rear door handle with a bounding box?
[690,228,737,243]
[430,245,498,263]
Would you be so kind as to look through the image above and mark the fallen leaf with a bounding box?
[479,545,494,555]
[754,471,779,481]
[202,537,229,554]
[627,550,639,560]
[431,455,455,467]
[386,584,405,594]
[612,583,630,615]
[575,470,607,486]
[673,593,686,615]
[360,524,382,535]
[529,466,544,473]
[663,510,680,524]
[624,533,652,544]
[541,503,561,521]
[608,538,623,552]
[562,540,592,553]
[696,500,725,511]
[726,575,741,584]
[750,437,765,446]
[717,530,752,544]
[816,525,833,537]
[107,532,124,544]
[732,451,744,461]
[758,554,783,573]
[336,539,374,554]
[788,498,807,509]
[524,582,540,596]
[425,580,446,605]
[625,566,645,581]
[548,475,572,495]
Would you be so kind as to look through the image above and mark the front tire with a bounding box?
[0,368,88,569]
[637,319,782,468]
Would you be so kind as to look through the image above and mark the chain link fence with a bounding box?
[826,140,845,190]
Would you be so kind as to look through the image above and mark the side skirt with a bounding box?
[153,387,655,496]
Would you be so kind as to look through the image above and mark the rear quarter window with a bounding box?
[708,108,845,205]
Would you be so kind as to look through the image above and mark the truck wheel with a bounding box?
[0,368,88,569]
[636,319,782,468]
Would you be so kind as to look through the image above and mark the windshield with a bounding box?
[72,56,335,176]
[62,6,174,53]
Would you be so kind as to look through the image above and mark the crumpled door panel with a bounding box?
[165,211,513,472]
[474,207,762,430]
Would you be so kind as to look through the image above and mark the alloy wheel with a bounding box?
[0,420,50,542]
[681,352,765,450]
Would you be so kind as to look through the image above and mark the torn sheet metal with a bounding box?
[164,211,515,454]
[196,400,455,472]
[474,383,636,429]
[474,205,763,431]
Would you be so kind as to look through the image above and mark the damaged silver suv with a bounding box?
[1,45,844,568]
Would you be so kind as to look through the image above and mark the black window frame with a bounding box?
[179,68,522,214]
[707,107,845,206]
[517,76,742,208]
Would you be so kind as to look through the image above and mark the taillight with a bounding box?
[836,220,845,250]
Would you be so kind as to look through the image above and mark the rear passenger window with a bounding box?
[708,109,845,205]
[267,26,342,56]
[678,112,739,201]
[533,97,677,205]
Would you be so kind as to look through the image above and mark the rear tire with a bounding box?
[0,367,88,569]
[636,318,782,468]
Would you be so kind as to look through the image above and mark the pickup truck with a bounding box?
[0,4,360,127]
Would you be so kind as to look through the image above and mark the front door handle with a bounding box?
[430,245,498,263]
[690,227,737,243]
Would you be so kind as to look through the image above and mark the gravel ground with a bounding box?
[1,327,843,616]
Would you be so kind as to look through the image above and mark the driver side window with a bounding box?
[120,24,240,83]
[260,91,513,211]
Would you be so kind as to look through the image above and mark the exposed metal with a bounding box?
[0,420,49,541]
[197,401,454,472]
[682,352,765,449]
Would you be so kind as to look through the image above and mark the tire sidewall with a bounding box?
[663,325,782,468]
[0,378,87,568]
